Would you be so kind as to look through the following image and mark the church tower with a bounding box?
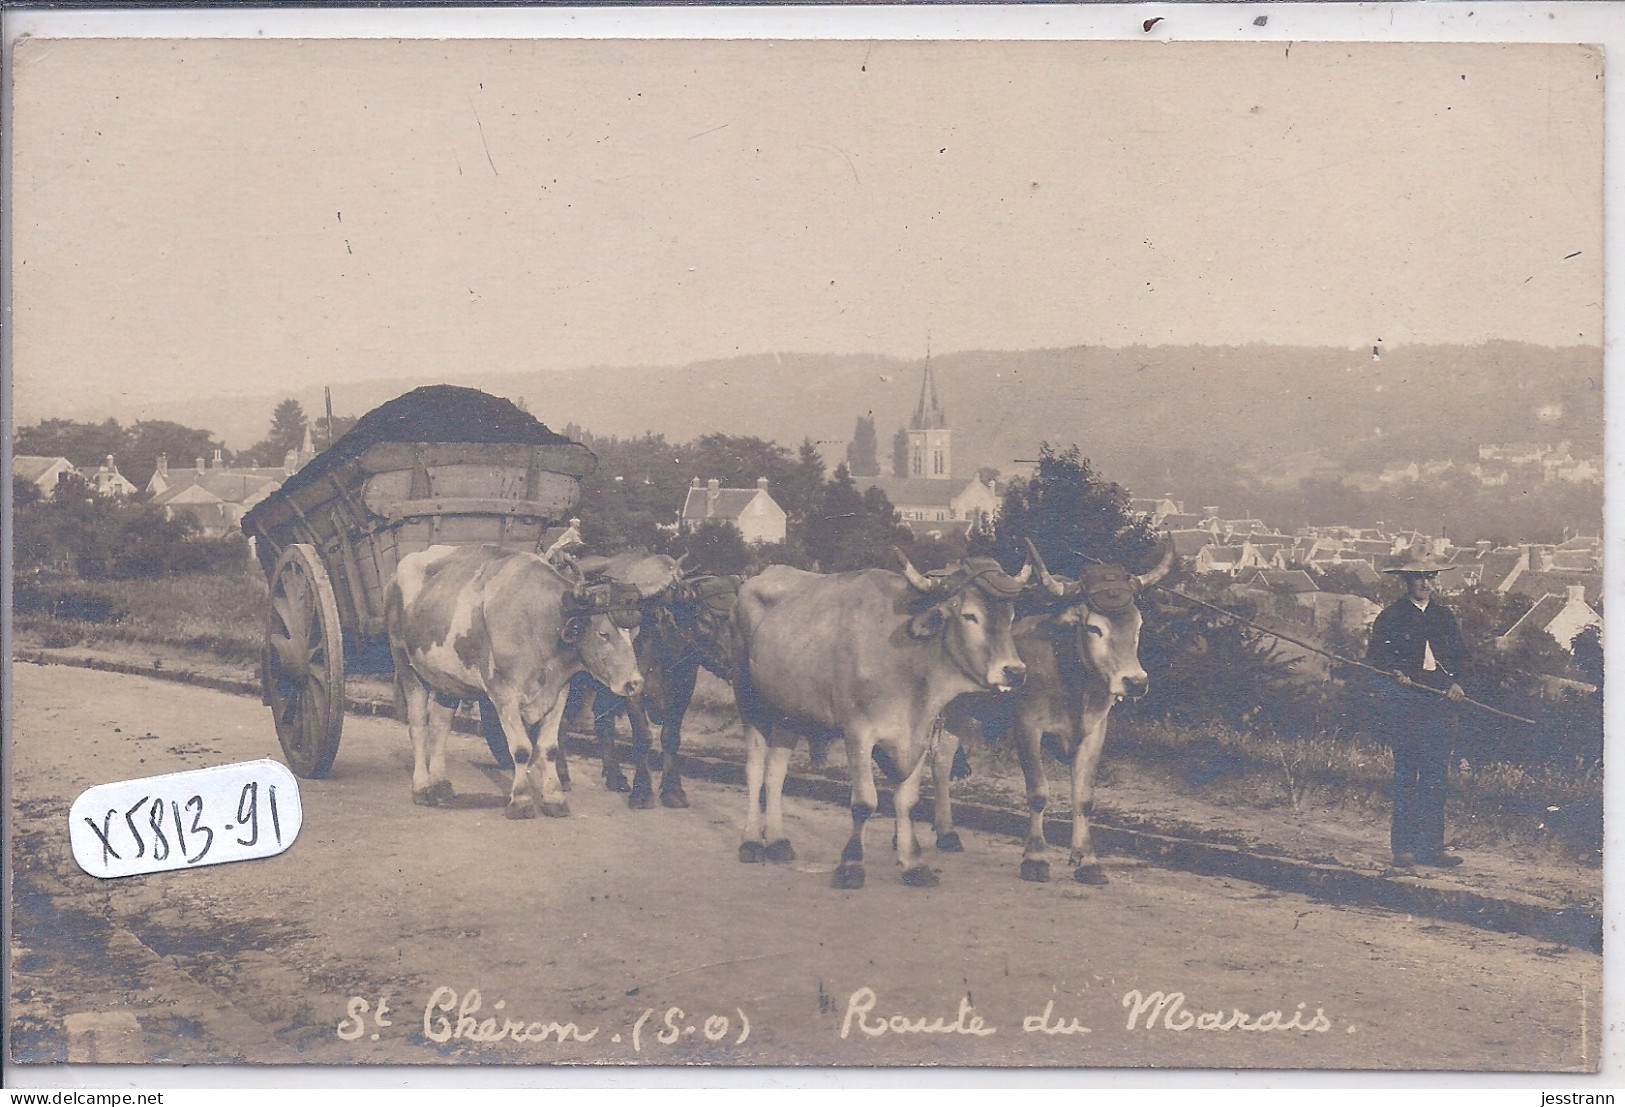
[908,361,951,480]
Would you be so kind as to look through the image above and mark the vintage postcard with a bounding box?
[5,21,1606,1079]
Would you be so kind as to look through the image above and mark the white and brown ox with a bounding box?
[386,544,644,818]
[934,537,1172,884]
[733,553,1030,888]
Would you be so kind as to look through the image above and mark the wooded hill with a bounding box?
[37,341,1601,498]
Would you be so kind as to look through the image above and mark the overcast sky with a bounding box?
[10,37,1602,422]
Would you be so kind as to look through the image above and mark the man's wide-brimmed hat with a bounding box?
[1381,558,1448,575]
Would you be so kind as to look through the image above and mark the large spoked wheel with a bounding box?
[265,543,346,778]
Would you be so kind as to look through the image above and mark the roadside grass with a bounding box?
[1106,714,1602,868]
[14,570,1604,867]
[13,570,265,663]
[671,679,1601,868]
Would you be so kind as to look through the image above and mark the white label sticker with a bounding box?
[69,759,303,878]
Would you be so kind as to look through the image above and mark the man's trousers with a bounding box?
[1381,689,1459,857]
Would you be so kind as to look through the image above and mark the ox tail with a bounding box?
[389,652,409,722]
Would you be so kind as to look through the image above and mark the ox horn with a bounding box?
[894,548,940,594]
[1023,538,1068,598]
[673,551,691,574]
[1133,533,1176,591]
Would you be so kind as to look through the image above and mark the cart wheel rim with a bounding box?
[266,543,345,777]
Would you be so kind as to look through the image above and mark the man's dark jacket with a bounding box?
[1365,598,1469,693]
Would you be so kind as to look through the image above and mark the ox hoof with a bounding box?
[833,863,866,890]
[738,841,766,864]
[540,801,572,819]
[628,788,657,810]
[902,864,940,888]
[935,831,965,853]
[603,770,632,794]
[1073,865,1109,886]
[661,786,690,809]
[504,799,538,820]
[1020,859,1051,883]
[765,839,796,864]
[413,781,455,807]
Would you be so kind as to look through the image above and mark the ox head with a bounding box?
[1025,535,1173,703]
[896,550,1031,693]
[574,550,687,604]
[560,580,646,698]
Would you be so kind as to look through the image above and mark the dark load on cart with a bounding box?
[240,385,597,777]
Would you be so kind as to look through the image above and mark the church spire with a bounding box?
[911,356,948,431]
[907,351,952,479]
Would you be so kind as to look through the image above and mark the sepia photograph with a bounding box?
[4,18,1607,1077]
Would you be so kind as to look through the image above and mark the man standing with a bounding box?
[1366,559,1469,869]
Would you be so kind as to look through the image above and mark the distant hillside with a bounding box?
[24,342,1601,495]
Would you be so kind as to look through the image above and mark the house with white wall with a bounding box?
[13,455,78,499]
[680,477,788,545]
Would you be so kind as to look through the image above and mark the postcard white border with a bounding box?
[2,1,1620,1096]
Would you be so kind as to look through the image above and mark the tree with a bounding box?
[14,418,130,471]
[802,462,911,573]
[989,442,1156,576]
[686,433,793,492]
[311,414,359,451]
[775,440,827,525]
[574,433,688,554]
[13,475,42,508]
[891,427,910,478]
[1134,584,1305,731]
[1571,624,1603,689]
[245,399,310,465]
[845,414,879,478]
[269,399,309,449]
[13,472,216,578]
[674,518,751,575]
[123,420,229,492]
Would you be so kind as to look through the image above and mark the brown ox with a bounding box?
[552,550,724,809]
[590,565,742,809]
[733,554,1030,888]
[934,538,1172,884]
[386,544,643,818]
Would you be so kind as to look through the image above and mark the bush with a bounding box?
[672,518,752,576]
[1134,575,1305,732]
[13,476,249,579]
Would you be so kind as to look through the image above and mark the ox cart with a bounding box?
[240,386,597,778]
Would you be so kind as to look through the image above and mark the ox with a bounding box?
[594,568,741,809]
[386,544,644,818]
[553,551,732,809]
[933,538,1172,883]
[733,554,1030,888]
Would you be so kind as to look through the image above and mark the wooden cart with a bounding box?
[240,386,596,777]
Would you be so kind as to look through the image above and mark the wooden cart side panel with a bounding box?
[242,455,368,554]
[358,441,596,479]
[243,439,591,644]
[244,442,591,553]
[361,469,580,518]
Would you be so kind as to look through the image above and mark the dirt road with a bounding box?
[8,662,1600,1071]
